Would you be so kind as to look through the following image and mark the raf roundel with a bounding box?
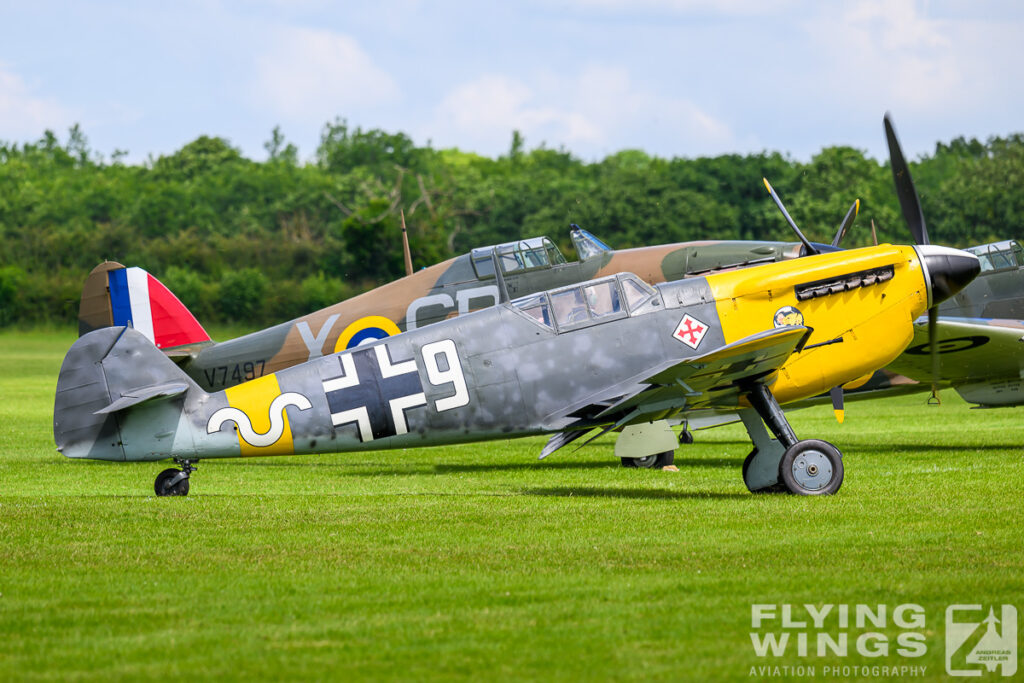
[673,314,709,349]
[334,315,402,351]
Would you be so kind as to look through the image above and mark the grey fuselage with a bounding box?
[64,274,724,462]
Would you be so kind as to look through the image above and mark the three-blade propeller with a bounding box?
[763,112,949,411]
[884,112,943,402]
[762,181,860,253]
[832,199,860,248]
[762,178,820,255]
[761,176,861,422]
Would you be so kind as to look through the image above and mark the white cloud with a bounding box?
[551,0,794,14]
[0,63,72,138]
[434,74,601,147]
[427,66,734,158]
[802,0,962,112]
[253,27,399,122]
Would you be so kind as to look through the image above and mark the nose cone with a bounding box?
[916,245,981,306]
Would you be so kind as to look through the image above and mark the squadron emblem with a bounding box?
[673,314,709,349]
[773,306,804,328]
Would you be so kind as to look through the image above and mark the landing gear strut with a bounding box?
[740,384,844,495]
[154,459,197,497]
[678,421,694,445]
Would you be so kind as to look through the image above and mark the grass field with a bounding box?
[1,328,1022,681]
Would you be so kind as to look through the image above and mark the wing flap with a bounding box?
[542,326,810,431]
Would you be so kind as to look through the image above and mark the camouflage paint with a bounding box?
[56,244,953,467]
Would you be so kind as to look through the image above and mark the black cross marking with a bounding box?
[322,345,426,442]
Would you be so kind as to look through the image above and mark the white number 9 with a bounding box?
[422,339,469,411]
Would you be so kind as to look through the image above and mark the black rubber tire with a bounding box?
[154,468,190,497]
[620,450,675,468]
[778,439,844,495]
[678,429,694,445]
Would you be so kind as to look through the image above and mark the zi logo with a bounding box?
[946,605,1018,677]
[207,392,312,448]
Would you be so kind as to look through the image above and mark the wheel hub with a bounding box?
[791,450,833,491]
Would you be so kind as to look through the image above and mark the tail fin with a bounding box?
[54,326,203,461]
[78,262,211,349]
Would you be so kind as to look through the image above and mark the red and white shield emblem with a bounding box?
[673,314,708,349]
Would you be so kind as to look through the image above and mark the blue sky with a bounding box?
[2,1,1021,164]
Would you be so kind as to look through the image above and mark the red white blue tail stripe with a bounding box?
[107,267,210,349]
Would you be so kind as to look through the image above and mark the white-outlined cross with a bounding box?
[673,314,709,349]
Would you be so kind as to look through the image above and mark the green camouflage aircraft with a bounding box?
[77,227,823,393]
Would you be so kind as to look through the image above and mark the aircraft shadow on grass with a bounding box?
[522,486,748,500]
[356,457,738,476]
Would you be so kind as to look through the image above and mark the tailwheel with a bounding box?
[620,450,675,469]
[154,460,196,497]
[778,440,843,495]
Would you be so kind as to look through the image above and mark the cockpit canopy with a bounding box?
[966,240,1023,272]
[511,273,659,332]
[570,225,612,261]
[471,237,567,278]
[469,228,612,280]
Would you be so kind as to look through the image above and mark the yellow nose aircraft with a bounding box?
[54,233,979,496]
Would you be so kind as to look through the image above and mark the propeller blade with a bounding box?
[829,386,845,424]
[762,177,819,256]
[870,219,879,246]
[884,112,929,245]
[831,199,860,247]
[928,307,941,404]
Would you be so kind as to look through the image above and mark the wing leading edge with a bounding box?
[540,325,811,458]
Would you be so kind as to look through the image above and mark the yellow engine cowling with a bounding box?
[705,245,928,405]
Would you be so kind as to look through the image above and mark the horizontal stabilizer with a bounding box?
[55,326,203,460]
[94,382,189,415]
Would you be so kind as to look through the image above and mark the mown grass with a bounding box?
[1,328,1021,681]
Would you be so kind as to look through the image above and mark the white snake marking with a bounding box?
[206,392,312,447]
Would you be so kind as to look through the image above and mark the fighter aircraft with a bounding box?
[77,226,822,392]
[54,236,979,497]
[69,113,1018,453]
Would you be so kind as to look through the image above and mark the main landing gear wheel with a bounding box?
[620,451,675,469]
[154,460,197,497]
[778,440,843,496]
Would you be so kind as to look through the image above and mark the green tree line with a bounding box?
[1,120,1021,327]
